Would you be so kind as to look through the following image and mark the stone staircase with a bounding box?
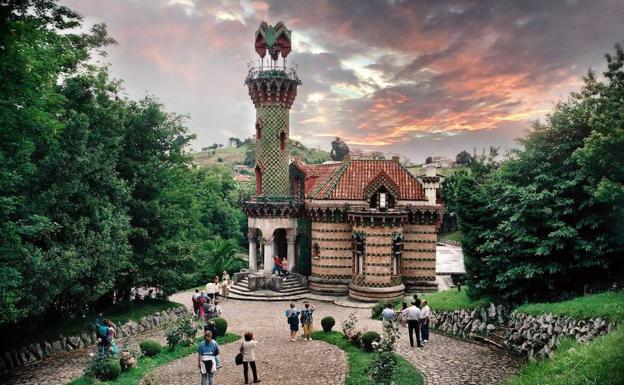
[229,274,312,301]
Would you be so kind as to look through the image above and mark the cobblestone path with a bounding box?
[2,329,167,385]
[4,291,521,385]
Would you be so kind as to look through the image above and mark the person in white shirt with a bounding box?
[404,299,423,347]
[205,281,217,301]
[381,303,396,324]
[421,300,431,343]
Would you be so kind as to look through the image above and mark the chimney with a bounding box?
[392,156,400,163]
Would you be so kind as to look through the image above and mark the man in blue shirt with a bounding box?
[381,303,396,324]
[198,331,220,385]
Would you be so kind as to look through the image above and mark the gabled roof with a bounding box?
[295,159,427,201]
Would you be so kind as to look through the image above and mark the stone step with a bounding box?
[230,285,309,295]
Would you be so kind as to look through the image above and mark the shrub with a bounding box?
[362,331,381,352]
[321,316,336,332]
[366,351,397,385]
[85,356,122,381]
[166,314,198,349]
[139,340,162,357]
[371,302,386,320]
[211,317,227,337]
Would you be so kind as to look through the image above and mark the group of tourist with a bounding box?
[95,314,118,356]
[382,297,431,348]
[283,301,316,341]
[271,255,289,277]
[192,272,231,321]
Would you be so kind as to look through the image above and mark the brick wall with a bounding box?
[402,224,437,282]
[310,221,352,279]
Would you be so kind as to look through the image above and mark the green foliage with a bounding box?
[516,291,624,322]
[312,331,424,385]
[165,314,199,349]
[321,316,336,332]
[366,351,397,385]
[503,326,624,385]
[139,340,162,357]
[455,150,473,166]
[452,46,624,303]
[0,0,247,328]
[361,331,381,352]
[210,317,228,337]
[330,136,350,161]
[68,333,240,385]
[85,356,122,381]
[198,237,245,281]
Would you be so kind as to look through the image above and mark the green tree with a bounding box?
[330,136,350,161]
[455,150,472,166]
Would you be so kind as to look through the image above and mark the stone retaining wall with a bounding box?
[0,306,188,374]
[430,303,617,359]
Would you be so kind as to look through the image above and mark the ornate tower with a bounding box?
[243,21,302,274]
[246,21,301,196]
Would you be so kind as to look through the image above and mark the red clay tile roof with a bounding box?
[291,161,342,196]
[297,159,426,200]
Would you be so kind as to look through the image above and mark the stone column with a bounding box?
[247,232,257,271]
[263,236,275,273]
[287,234,296,272]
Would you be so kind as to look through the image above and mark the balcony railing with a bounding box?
[245,67,301,84]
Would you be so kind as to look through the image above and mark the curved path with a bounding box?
[169,292,520,385]
[3,291,520,385]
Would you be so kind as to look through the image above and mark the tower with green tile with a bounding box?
[245,21,301,197]
[243,21,302,275]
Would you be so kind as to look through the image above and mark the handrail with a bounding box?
[245,67,301,84]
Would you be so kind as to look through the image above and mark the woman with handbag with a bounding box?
[238,332,260,384]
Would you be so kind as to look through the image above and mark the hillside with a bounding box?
[406,165,469,178]
[193,140,331,168]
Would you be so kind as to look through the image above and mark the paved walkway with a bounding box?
[4,291,520,385]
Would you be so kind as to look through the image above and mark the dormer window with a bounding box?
[369,186,395,210]
[379,192,387,209]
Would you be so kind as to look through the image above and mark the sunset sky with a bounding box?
[62,0,624,162]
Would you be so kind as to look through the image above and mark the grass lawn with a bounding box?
[515,291,624,323]
[66,333,240,385]
[2,299,184,352]
[313,331,424,385]
[420,289,488,311]
[439,230,461,242]
[503,326,624,385]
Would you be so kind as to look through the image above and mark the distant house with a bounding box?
[430,156,455,168]
[234,165,253,173]
[234,173,252,183]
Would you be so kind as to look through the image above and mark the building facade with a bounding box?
[242,22,443,301]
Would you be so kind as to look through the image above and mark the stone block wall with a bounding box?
[429,303,617,359]
[0,306,188,374]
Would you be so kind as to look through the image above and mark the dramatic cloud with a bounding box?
[63,0,624,162]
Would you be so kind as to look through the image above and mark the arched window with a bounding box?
[279,131,286,151]
[352,232,365,275]
[255,165,262,195]
[255,119,262,140]
[392,233,403,276]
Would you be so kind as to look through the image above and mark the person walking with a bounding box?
[300,302,315,341]
[284,303,300,341]
[95,314,111,356]
[192,289,201,317]
[405,300,423,348]
[198,291,207,320]
[421,300,431,343]
[240,332,260,383]
[197,331,220,385]
[221,271,230,299]
[399,302,409,327]
[206,280,217,301]
[381,303,396,325]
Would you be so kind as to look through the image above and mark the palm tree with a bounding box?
[203,237,245,276]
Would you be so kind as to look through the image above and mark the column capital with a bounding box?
[286,235,297,244]
[247,232,257,243]
[262,236,274,245]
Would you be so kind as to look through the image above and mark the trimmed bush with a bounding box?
[211,317,228,337]
[371,302,386,320]
[321,316,336,332]
[139,340,162,357]
[85,356,121,381]
[362,331,381,352]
